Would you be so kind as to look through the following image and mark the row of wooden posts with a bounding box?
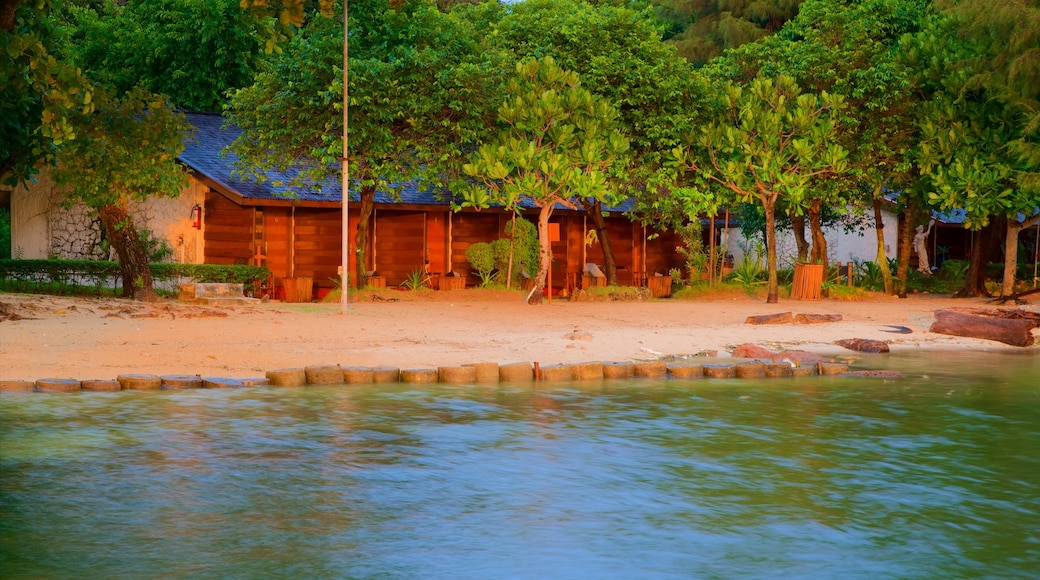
[0,359,853,393]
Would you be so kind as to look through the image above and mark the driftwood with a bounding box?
[930,309,1038,347]
[796,313,843,324]
[835,338,890,353]
[745,312,794,325]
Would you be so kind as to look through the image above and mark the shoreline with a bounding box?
[1,291,1037,387]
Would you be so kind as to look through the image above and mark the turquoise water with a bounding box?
[2,351,1039,579]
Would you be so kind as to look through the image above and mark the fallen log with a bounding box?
[930,309,1038,347]
[795,313,843,324]
[835,338,890,353]
[746,312,793,325]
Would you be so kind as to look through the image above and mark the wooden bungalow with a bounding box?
[180,112,691,299]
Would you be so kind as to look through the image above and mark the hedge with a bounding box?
[0,259,271,295]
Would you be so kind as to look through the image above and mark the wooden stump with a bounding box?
[463,362,500,382]
[735,363,766,379]
[36,378,81,392]
[81,379,122,391]
[537,364,574,382]
[703,364,736,379]
[634,361,667,378]
[818,362,850,376]
[930,309,1037,347]
[162,375,203,389]
[117,374,162,390]
[0,380,35,392]
[570,362,604,381]
[401,368,438,384]
[792,366,817,377]
[239,377,271,387]
[746,312,794,325]
[439,366,478,384]
[499,362,533,382]
[343,367,376,384]
[371,367,401,383]
[202,377,243,388]
[666,364,703,379]
[764,363,794,378]
[305,365,343,385]
[602,362,635,379]
[266,368,307,387]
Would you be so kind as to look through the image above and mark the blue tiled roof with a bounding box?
[179,111,438,205]
[178,111,635,213]
[882,190,1037,226]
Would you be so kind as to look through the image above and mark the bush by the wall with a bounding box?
[0,259,270,295]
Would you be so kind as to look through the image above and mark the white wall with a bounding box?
[724,206,899,267]
[9,168,208,264]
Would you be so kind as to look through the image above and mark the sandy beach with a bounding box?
[2,289,1037,384]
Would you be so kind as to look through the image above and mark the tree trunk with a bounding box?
[1000,220,1023,299]
[353,185,376,289]
[808,199,828,270]
[895,203,915,297]
[584,200,618,286]
[791,214,809,262]
[999,214,1040,299]
[99,202,156,301]
[956,217,1003,298]
[763,196,779,304]
[930,309,1036,347]
[1,0,18,34]
[526,204,554,305]
[873,197,894,295]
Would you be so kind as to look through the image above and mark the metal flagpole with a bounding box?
[341,1,350,314]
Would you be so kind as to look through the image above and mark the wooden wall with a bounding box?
[449,212,502,286]
[204,190,685,295]
[293,208,341,287]
[372,210,425,285]
[204,194,252,264]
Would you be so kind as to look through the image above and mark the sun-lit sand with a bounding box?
[1,290,1036,383]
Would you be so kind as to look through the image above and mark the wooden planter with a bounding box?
[581,274,606,290]
[647,275,672,298]
[790,263,824,300]
[367,276,386,289]
[438,276,466,291]
[283,276,313,303]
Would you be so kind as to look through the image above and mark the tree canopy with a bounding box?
[460,57,630,303]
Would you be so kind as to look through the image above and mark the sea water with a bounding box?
[1,351,1038,579]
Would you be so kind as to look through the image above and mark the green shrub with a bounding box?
[0,259,270,295]
[465,242,497,287]
[0,208,11,260]
[401,268,431,291]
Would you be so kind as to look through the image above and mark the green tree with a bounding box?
[63,0,265,112]
[460,57,630,304]
[918,1,1040,299]
[710,0,928,294]
[672,74,847,303]
[51,85,189,300]
[490,0,707,285]
[1,1,93,189]
[657,0,806,66]
[227,0,500,288]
